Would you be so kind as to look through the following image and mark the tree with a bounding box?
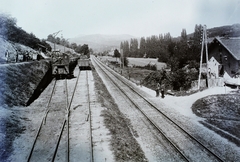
[129,38,138,57]
[71,43,77,51]
[89,48,93,55]
[176,29,189,68]
[47,34,55,42]
[145,37,152,58]
[139,37,146,57]
[191,24,203,62]
[120,41,130,57]
[114,49,120,61]
[181,28,187,41]
[75,45,82,53]
[55,37,61,44]
[123,56,129,67]
[80,44,89,56]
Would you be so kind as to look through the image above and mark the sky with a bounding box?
[0,0,240,39]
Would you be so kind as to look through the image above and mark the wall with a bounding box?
[0,60,51,107]
[191,78,224,90]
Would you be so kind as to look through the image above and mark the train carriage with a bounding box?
[18,53,24,62]
[51,51,70,78]
[78,54,91,70]
[6,52,17,63]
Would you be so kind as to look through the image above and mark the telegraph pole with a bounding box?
[198,25,208,89]
[204,25,209,88]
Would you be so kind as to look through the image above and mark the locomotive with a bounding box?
[78,54,91,70]
[51,51,71,79]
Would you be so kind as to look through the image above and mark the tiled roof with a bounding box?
[215,37,240,60]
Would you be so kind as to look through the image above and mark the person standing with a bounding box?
[161,84,165,98]
[156,83,160,97]
[5,50,9,62]
[16,51,18,62]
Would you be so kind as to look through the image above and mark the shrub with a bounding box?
[169,68,198,90]
[135,63,157,71]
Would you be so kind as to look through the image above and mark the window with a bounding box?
[220,52,222,64]
[219,47,222,52]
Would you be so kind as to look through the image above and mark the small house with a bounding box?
[208,37,240,78]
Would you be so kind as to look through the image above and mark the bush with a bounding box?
[169,68,198,90]
[144,64,157,71]
[134,63,157,71]
[123,57,128,67]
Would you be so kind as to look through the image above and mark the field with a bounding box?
[99,56,155,85]
[127,57,167,70]
[101,56,167,70]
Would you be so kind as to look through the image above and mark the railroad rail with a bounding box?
[92,56,224,162]
[27,79,57,162]
[26,68,94,162]
[86,71,94,162]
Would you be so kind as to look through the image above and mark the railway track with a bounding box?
[92,56,224,162]
[27,69,94,162]
[86,71,94,162]
[27,78,66,162]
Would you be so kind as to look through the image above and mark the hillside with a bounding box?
[46,41,75,53]
[0,37,38,63]
[187,24,240,39]
[69,34,137,52]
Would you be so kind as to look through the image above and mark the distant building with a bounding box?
[208,37,240,78]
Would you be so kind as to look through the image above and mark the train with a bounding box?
[5,50,42,63]
[78,54,91,70]
[51,51,71,79]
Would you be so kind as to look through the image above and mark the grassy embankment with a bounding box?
[0,60,51,107]
[92,65,148,161]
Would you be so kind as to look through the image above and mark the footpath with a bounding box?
[139,85,237,117]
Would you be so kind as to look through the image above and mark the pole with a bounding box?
[197,28,205,90]
[122,50,124,69]
[204,25,209,88]
[198,25,209,89]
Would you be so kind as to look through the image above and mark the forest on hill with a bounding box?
[0,14,51,52]
[0,14,89,56]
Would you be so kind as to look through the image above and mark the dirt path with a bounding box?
[144,86,237,118]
